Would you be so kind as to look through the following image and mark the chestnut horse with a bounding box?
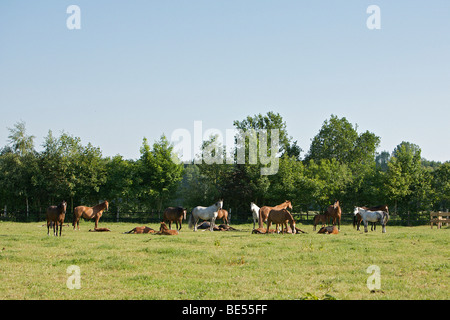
[326,200,342,231]
[258,200,293,228]
[318,225,339,234]
[123,226,155,234]
[266,208,296,234]
[46,200,67,236]
[313,214,327,231]
[216,209,229,225]
[72,201,109,230]
[163,206,187,230]
[156,222,179,235]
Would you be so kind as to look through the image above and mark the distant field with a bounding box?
[0,221,448,300]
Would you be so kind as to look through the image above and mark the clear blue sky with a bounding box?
[1,0,449,162]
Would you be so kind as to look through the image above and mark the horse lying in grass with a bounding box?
[89,228,111,232]
[252,228,277,234]
[317,226,339,234]
[156,222,179,235]
[123,226,156,234]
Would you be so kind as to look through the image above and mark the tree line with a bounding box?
[1,113,448,221]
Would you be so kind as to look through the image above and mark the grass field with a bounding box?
[0,220,448,300]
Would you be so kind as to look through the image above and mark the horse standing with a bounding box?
[266,208,296,234]
[250,202,260,230]
[188,200,223,232]
[46,201,67,236]
[353,205,389,231]
[326,200,342,231]
[313,214,327,231]
[163,206,187,230]
[258,200,292,228]
[216,209,229,225]
[72,201,109,230]
[353,207,389,233]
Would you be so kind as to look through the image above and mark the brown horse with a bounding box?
[123,226,156,234]
[72,201,109,230]
[89,227,111,232]
[163,206,187,230]
[266,208,296,234]
[326,200,342,231]
[318,225,339,234]
[46,200,67,236]
[313,214,327,231]
[252,228,277,234]
[353,205,389,231]
[258,200,293,228]
[216,209,229,225]
[156,222,179,235]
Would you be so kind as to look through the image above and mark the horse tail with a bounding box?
[188,211,194,229]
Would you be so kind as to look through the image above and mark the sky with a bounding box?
[0,0,449,162]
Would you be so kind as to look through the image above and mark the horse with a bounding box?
[313,214,327,231]
[89,227,111,232]
[353,207,389,233]
[123,226,156,234]
[258,200,293,228]
[163,206,187,230]
[317,225,339,234]
[188,200,223,232]
[266,208,296,234]
[353,205,389,231]
[252,228,277,234]
[46,200,67,236]
[250,202,260,230]
[326,200,342,231]
[216,209,229,225]
[73,201,109,230]
[156,222,179,235]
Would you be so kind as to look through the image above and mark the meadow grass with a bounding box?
[0,220,448,300]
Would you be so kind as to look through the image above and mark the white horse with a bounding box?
[250,202,260,229]
[353,207,389,233]
[189,200,223,231]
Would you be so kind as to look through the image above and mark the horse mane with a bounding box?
[93,201,108,210]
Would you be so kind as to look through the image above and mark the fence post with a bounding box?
[116,207,120,223]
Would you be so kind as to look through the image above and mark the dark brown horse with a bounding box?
[313,214,327,231]
[266,208,296,234]
[258,200,293,228]
[46,201,67,236]
[353,205,389,231]
[326,200,342,231]
[216,209,229,225]
[72,201,109,230]
[163,206,187,230]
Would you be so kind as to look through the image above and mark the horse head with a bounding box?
[104,201,109,211]
[59,201,67,214]
[285,200,293,210]
[216,199,223,210]
[353,206,360,215]
[333,200,340,209]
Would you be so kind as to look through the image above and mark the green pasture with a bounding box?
[0,220,448,300]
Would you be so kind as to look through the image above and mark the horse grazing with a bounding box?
[258,200,293,228]
[46,200,67,236]
[353,205,389,231]
[317,225,339,234]
[326,200,342,231]
[216,209,229,225]
[313,214,327,231]
[353,207,389,233]
[156,222,179,235]
[250,202,260,230]
[188,200,223,232]
[123,226,156,234]
[73,201,109,230]
[266,208,296,234]
[163,206,187,230]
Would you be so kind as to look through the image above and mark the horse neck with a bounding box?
[93,202,106,212]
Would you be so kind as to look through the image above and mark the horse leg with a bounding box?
[47,221,50,236]
[363,220,368,233]
[338,217,340,231]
